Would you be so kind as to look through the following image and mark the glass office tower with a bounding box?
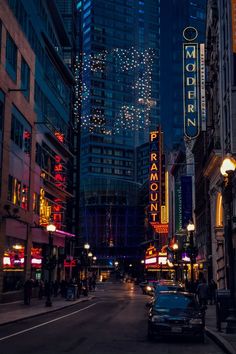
[77,0,161,264]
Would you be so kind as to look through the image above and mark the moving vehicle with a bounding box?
[147,291,205,342]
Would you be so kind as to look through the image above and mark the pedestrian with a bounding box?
[209,279,217,305]
[24,279,32,305]
[196,278,209,307]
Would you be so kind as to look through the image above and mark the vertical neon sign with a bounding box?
[183,27,200,139]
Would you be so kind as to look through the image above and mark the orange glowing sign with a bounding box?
[150,223,169,234]
[149,131,161,223]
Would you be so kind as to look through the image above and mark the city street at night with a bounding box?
[1,0,236,353]
[0,282,225,354]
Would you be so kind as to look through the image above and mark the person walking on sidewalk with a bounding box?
[196,278,209,307]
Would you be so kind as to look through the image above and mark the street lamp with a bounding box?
[84,243,90,250]
[45,222,56,307]
[83,243,90,288]
[220,155,236,333]
[187,221,195,292]
[172,243,179,281]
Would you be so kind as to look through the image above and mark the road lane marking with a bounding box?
[0,302,99,342]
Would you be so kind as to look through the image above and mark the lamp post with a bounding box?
[173,243,179,281]
[220,155,236,333]
[83,243,90,288]
[45,222,56,307]
[187,221,195,292]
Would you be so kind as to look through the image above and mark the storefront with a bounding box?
[145,245,172,279]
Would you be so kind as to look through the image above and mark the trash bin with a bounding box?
[216,289,231,330]
[66,285,78,301]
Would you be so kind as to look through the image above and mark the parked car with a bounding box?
[140,280,159,295]
[147,291,205,342]
[154,283,185,298]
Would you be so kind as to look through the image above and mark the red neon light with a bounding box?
[55,132,64,143]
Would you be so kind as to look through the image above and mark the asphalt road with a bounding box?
[0,282,225,354]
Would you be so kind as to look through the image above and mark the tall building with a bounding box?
[77,0,161,264]
[0,0,75,300]
[193,0,236,288]
[160,0,207,151]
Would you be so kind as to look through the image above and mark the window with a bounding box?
[0,90,4,131]
[23,129,31,154]
[91,147,101,154]
[6,32,17,81]
[21,185,28,210]
[114,169,123,175]
[103,167,112,174]
[21,57,30,99]
[114,150,123,157]
[8,175,21,206]
[35,143,42,167]
[11,114,23,148]
[11,108,31,153]
[33,192,40,215]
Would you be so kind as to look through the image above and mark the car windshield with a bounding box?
[154,294,199,311]
[155,285,182,293]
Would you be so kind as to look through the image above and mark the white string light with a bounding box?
[73,48,157,135]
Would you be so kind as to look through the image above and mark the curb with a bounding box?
[0,296,95,327]
[206,327,236,354]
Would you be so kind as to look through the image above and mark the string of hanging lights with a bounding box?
[73,47,157,135]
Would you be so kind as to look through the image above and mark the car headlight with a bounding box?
[189,318,203,325]
[146,286,152,291]
[151,315,164,323]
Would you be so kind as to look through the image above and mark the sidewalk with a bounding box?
[0,295,94,326]
[205,304,236,354]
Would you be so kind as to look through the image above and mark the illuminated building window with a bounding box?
[21,185,28,210]
[39,188,51,226]
[7,175,22,206]
[33,192,40,215]
[216,192,223,227]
